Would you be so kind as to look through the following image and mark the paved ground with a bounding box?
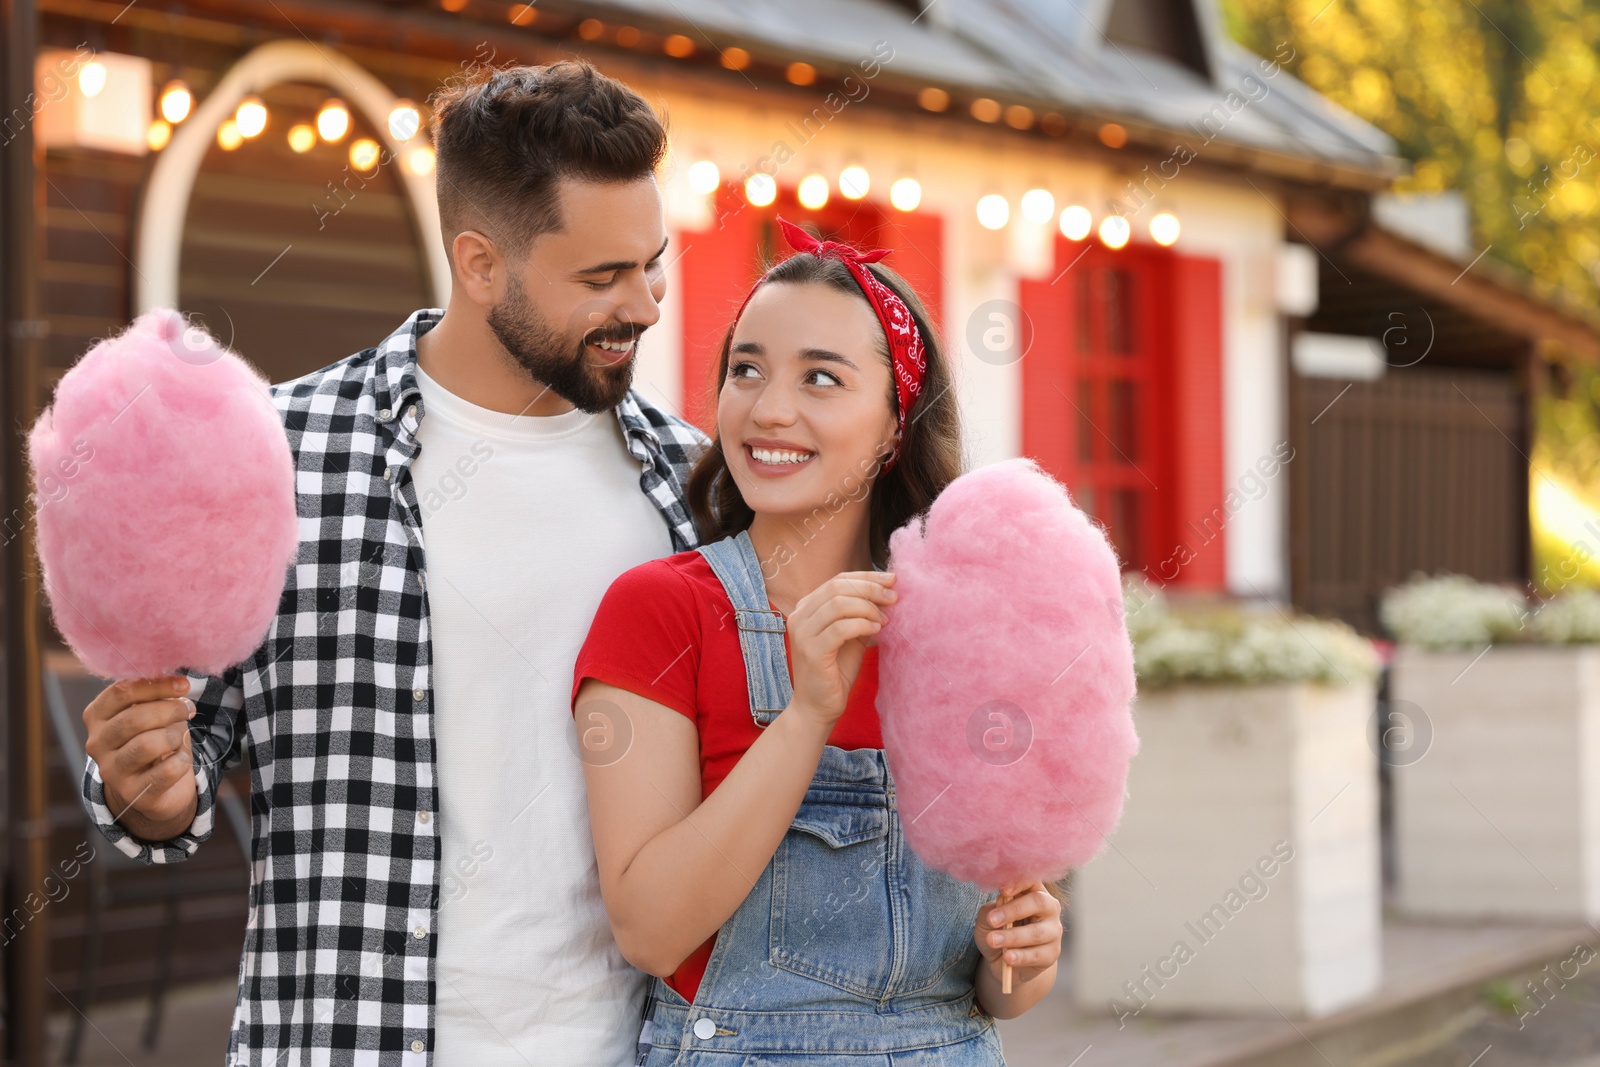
[994,919,1600,1067]
[1415,963,1600,1067]
[45,979,235,1067]
[42,923,1600,1067]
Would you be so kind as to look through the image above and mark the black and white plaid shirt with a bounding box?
[81,308,705,1065]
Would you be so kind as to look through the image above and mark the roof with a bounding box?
[546,0,1403,187]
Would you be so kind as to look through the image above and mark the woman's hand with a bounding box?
[975,881,1063,982]
[785,570,896,730]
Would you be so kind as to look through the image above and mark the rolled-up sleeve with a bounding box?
[80,667,246,864]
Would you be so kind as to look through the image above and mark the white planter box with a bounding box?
[1392,644,1600,921]
[1075,681,1381,1019]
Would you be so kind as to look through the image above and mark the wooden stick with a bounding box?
[996,888,1016,995]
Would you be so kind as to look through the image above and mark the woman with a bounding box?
[571,219,1062,1063]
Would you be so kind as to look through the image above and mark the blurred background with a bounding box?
[5,0,1600,1065]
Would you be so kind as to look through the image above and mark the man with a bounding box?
[79,61,704,1065]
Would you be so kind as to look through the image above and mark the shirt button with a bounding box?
[383,467,393,481]
[379,408,393,421]
[407,404,417,420]
[693,1017,716,1040]
[413,926,427,939]
[413,687,426,702]
[411,1038,425,1054]
[418,811,430,824]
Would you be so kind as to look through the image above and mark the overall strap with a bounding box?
[697,530,794,726]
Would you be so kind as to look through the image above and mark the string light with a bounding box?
[720,47,751,71]
[1150,211,1181,246]
[78,60,107,99]
[350,138,381,172]
[1059,205,1092,241]
[406,145,436,175]
[687,160,721,195]
[1021,188,1055,226]
[918,87,950,112]
[798,173,829,210]
[317,99,351,142]
[235,96,268,138]
[288,123,317,153]
[146,119,172,151]
[976,194,1009,230]
[744,172,777,207]
[839,165,870,199]
[786,62,816,86]
[889,177,922,212]
[217,119,243,151]
[388,101,421,142]
[159,80,193,123]
[1098,123,1128,148]
[1099,215,1131,249]
[664,35,695,58]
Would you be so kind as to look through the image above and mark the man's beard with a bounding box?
[486,278,641,414]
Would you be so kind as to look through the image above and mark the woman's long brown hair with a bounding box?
[685,251,964,568]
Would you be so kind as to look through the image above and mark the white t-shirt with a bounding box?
[412,361,674,1066]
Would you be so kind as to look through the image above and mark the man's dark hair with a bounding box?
[429,61,667,261]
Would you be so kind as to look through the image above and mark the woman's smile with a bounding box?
[743,437,818,477]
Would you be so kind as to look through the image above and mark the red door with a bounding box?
[1020,237,1225,588]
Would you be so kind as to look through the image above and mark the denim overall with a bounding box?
[642,530,1005,1065]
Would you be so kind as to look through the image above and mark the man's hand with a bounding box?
[84,675,199,842]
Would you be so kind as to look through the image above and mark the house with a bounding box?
[5,0,1599,1046]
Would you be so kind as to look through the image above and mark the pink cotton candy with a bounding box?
[28,309,298,680]
[878,458,1138,890]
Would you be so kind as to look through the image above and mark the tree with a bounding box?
[1221,0,1600,306]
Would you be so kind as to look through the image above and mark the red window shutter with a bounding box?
[1163,252,1226,590]
[677,188,763,432]
[1019,269,1074,491]
[1018,238,1226,590]
[677,194,943,433]
[876,211,944,333]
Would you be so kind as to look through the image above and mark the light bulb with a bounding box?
[288,123,316,153]
[235,96,268,139]
[839,165,870,200]
[160,80,193,123]
[1099,215,1131,249]
[1150,211,1180,246]
[889,177,922,212]
[687,160,721,195]
[1059,205,1092,241]
[78,60,107,99]
[406,145,436,175]
[388,101,421,142]
[744,172,777,207]
[317,99,351,142]
[146,119,172,151]
[1021,188,1055,226]
[976,194,1009,230]
[350,138,381,172]
[798,173,829,210]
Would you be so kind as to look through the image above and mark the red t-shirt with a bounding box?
[571,549,883,1002]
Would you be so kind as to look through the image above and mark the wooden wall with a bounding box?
[21,10,438,1009]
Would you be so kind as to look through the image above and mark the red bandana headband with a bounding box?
[729,216,928,471]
